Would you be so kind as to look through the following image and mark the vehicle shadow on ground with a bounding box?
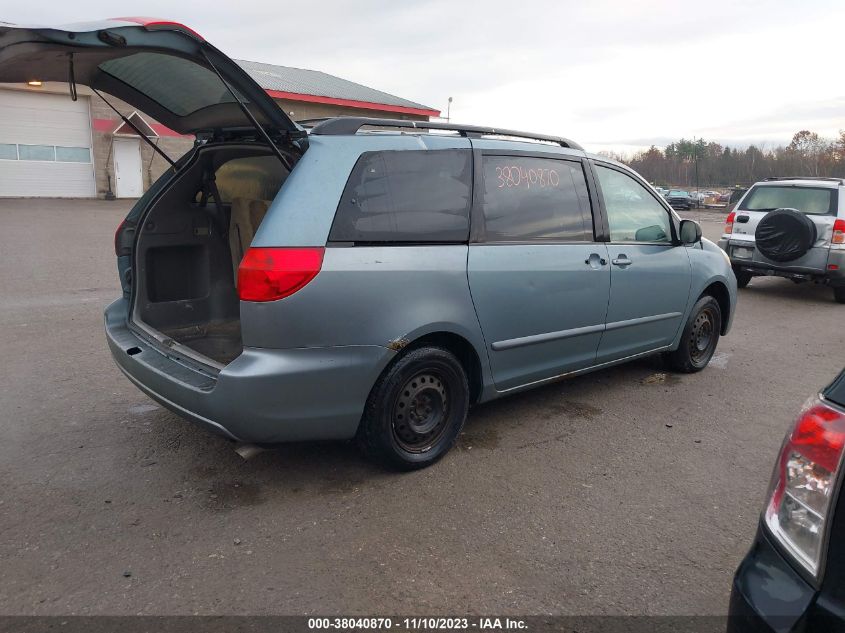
[142,354,669,500]
[740,276,837,304]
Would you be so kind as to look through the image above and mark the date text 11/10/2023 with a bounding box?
[307,617,528,630]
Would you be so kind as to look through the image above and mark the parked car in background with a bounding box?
[728,367,845,633]
[0,19,738,470]
[717,177,845,302]
[667,190,697,210]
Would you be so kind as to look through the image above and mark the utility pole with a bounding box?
[446,97,452,123]
[694,135,700,220]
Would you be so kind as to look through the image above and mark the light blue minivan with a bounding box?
[0,19,738,469]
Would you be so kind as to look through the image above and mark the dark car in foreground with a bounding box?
[729,368,845,632]
[667,189,697,210]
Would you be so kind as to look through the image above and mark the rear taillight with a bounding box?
[114,219,125,256]
[764,397,845,576]
[723,211,736,236]
[237,247,324,302]
[114,219,136,257]
[832,219,845,245]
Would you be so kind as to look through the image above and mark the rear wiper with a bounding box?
[200,47,294,172]
[92,88,175,167]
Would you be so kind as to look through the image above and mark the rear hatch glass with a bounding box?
[0,20,295,135]
[739,186,837,215]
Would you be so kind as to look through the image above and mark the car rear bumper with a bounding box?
[728,527,815,633]
[104,298,395,444]
[718,239,845,285]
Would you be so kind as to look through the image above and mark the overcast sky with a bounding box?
[6,0,845,154]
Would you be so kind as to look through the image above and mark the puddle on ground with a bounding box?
[458,425,500,451]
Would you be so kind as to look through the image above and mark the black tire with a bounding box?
[356,346,469,471]
[834,287,845,304]
[734,268,752,288]
[755,208,817,262]
[663,295,722,373]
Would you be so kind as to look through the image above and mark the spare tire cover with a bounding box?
[754,208,817,262]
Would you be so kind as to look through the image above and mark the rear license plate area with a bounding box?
[732,246,753,260]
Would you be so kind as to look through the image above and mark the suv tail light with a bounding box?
[764,396,845,576]
[832,219,845,245]
[237,247,324,302]
[724,211,736,236]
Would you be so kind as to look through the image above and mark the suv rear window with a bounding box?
[329,150,471,243]
[739,186,837,215]
[480,156,592,242]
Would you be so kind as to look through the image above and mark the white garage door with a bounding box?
[0,90,96,197]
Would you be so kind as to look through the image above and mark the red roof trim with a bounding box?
[265,89,440,117]
[111,17,204,40]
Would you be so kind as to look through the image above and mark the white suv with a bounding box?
[717,177,845,303]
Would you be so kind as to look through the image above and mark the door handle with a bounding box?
[611,256,632,267]
[585,253,607,267]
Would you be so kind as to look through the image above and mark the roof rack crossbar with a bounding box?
[763,176,845,184]
[309,117,583,150]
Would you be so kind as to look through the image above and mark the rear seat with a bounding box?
[229,197,271,284]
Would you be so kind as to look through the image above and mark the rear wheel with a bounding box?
[663,296,722,373]
[834,287,845,304]
[733,268,752,288]
[356,346,469,471]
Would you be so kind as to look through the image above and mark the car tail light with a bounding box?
[114,218,136,257]
[723,211,736,235]
[764,397,845,576]
[237,247,324,302]
[832,219,845,245]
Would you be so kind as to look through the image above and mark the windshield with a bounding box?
[739,185,836,215]
[669,190,688,196]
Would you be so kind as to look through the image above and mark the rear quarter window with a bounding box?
[329,150,472,243]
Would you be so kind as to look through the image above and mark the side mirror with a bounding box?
[679,219,702,245]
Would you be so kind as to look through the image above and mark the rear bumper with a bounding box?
[728,528,815,633]
[717,239,845,286]
[104,298,395,443]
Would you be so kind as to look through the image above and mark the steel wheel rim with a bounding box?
[689,307,715,363]
[392,372,449,452]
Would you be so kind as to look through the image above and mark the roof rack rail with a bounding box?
[309,117,583,150]
[296,118,333,127]
[763,176,845,184]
